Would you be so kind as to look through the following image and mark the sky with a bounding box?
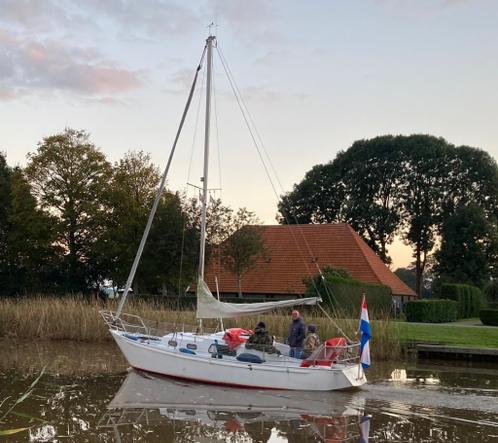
[1,0,497,269]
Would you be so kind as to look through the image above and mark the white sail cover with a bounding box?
[196,278,321,319]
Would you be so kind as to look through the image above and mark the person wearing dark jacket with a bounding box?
[287,310,306,358]
[245,322,279,354]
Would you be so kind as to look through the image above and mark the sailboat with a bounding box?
[100,35,367,391]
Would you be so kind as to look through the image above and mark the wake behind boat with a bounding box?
[101,34,368,391]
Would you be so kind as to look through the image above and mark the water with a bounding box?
[1,341,497,442]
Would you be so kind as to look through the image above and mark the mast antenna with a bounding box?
[207,21,217,36]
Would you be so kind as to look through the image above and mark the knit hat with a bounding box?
[308,324,317,333]
[256,321,266,329]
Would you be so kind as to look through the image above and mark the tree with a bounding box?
[278,162,344,225]
[0,154,59,294]
[220,209,266,296]
[100,150,161,289]
[444,145,498,219]
[399,135,451,297]
[435,204,498,288]
[184,196,235,247]
[334,137,404,263]
[5,168,59,292]
[0,153,12,289]
[26,128,111,291]
[141,192,199,295]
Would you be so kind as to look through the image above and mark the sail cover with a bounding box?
[196,278,321,319]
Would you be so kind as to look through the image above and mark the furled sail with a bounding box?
[196,278,321,319]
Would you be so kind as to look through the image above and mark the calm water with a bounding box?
[1,340,497,442]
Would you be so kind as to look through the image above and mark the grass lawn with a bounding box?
[396,322,498,348]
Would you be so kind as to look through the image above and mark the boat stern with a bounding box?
[340,363,367,389]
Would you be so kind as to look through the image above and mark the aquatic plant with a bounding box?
[0,367,46,436]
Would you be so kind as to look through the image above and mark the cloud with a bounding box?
[63,0,201,40]
[0,29,142,100]
[0,0,200,37]
[0,0,73,31]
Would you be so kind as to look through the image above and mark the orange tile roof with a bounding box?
[205,223,416,297]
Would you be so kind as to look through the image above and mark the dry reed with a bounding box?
[0,297,400,360]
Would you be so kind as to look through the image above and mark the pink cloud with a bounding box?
[0,30,142,100]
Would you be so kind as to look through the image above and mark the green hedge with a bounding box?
[441,283,483,318]
[479,309,498,326]
[304,270,392,315]
[405,300,458,323]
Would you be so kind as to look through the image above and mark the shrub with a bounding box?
[484,281,498,304]
[441,283,483,318]
[405,299,458,323]
[304,267,392,315]
[479,309,498,326]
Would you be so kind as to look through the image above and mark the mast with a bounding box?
[198,35,215,280]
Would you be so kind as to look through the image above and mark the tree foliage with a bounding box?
[99,150,161,289]
[0,155,58,294]
[0,153,11,273]
[435,204,498,288]
[141,192,198,295]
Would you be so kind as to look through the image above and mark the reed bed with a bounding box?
[0,297,400,360]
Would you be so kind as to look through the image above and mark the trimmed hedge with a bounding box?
[304,271,392,315]
[441,283,483,318]
[479,309,498,326]
[405,299,458,323]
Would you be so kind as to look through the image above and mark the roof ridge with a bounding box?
[346,225,383,285]
[346,225,415,296]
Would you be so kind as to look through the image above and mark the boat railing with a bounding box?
[99,310,218,337]
[303,342,361,366]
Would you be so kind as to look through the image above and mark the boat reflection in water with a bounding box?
[100,369,368,442]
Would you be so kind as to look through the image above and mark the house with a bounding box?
[204,223,416,304]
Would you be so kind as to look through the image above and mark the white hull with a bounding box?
[110,330,366,391]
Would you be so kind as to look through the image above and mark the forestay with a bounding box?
[196,278,321,319]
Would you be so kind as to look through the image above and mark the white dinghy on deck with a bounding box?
[100,34,367,391]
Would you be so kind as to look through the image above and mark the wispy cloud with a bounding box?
[0,29,142,101]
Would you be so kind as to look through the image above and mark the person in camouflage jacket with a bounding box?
[245,322,279,354]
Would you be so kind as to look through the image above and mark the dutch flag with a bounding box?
[359,414,371,442]
[359,295,371,369]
